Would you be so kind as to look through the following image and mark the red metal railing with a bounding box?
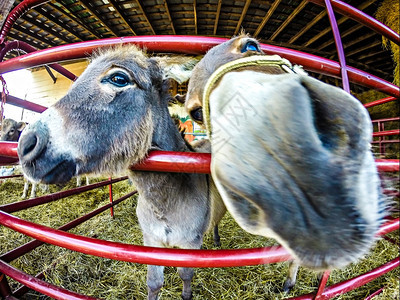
[371,117,400,157]
[0,0,399,299]
[0,36,398,98]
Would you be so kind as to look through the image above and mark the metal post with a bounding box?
[109,177,114,218]
[0,272,12,299]
[324,0,350,93]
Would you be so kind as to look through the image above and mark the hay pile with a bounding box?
[0,175,399,299]
[376,0,400,86]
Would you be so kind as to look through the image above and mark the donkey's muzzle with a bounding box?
[17,121,77,184]
[18,130,47,164]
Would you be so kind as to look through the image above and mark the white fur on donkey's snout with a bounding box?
[207,70,381,269]
[22,107,82,176]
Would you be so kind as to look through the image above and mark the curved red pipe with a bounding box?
[0,211,397,268]
[0,40,77,81]
[0,210,293,268]
[364,97,398,108]
[1,142,399,172]
[0,36,397,97]
[0,260,100,300]
[290,257,399,300]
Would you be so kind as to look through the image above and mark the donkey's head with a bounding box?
[0,118,26,141]
[18,45,184,183]
[185,35,385,270]
[186,34,264,124]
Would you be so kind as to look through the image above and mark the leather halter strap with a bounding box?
[202,55,305,135]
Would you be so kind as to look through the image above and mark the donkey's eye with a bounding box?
[241,41,260,53]
[106,72,130,87]
[190,107,203,123]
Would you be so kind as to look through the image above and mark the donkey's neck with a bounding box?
[151,109,189,152]
[131,108,197,207]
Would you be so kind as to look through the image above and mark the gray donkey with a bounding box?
[0,118,43,198]
[17,45,225,300]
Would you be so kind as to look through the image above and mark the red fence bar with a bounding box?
[289,257,399,300]
[308,0,400,45]
[374,159,399,172]
[2,93,47,113]
[373,130,400,137]
[131,150,211,174]
[364,287,385,300]
[0,142,17,158]
[0,174,23,180]
[0,209,294,267]
[0,259,100,300]
[0,40,77,81]
[372,117,400,124]
[0,36,398,98]
[324,0,350,93]
[378,218,399,236]
[1,143,399,174]
[0,176,128,213]
[364,97,398,108]
[0,212,397,269]
[0,190,136,263]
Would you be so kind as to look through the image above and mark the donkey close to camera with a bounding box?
[17,45,225,300]
[185,34,385,281]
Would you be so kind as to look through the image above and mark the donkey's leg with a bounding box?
[213,225,221,247]
[22,180,29,198]
[147,264,165,300]
[178,267,194,300]
[143,235,165,300]
[30,182,37,198]
[283,261,299,293]
[177,238,204,300]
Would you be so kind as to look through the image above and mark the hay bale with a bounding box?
[376,0,400,86]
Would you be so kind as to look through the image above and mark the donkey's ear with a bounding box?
[153,55,200,84]
[17,122,26,132]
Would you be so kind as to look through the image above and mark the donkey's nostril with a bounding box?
[18,130,47,163]
[21,134,38,156]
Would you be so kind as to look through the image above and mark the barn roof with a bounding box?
[0,0,397,94]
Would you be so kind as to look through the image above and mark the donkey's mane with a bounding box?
[91,44,149,66]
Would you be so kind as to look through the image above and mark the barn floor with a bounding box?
[0,174,399,300]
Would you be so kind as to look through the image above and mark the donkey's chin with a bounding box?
[22,158,77,185]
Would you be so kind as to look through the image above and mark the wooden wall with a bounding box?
[28,60,88,107]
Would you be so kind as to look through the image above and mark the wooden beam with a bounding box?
[79,0,120,37]
[13,25,56,47]
[269,0,308,41]
[234,0,252,35]
[109,0,137,35]
[288,10,326,44]
[6,31,45,49]
[194,0,197,35]
[302,0,377,47]
[329,31,376,55]
[48,3,101,39]
[35,6,83,42]
[21,15,72,44]
[163,0,176,35]
[320,23,363,52]
[135,0,156,35]
[253,0,282,38]
[213,0,222,35]
[345,40,382,57]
